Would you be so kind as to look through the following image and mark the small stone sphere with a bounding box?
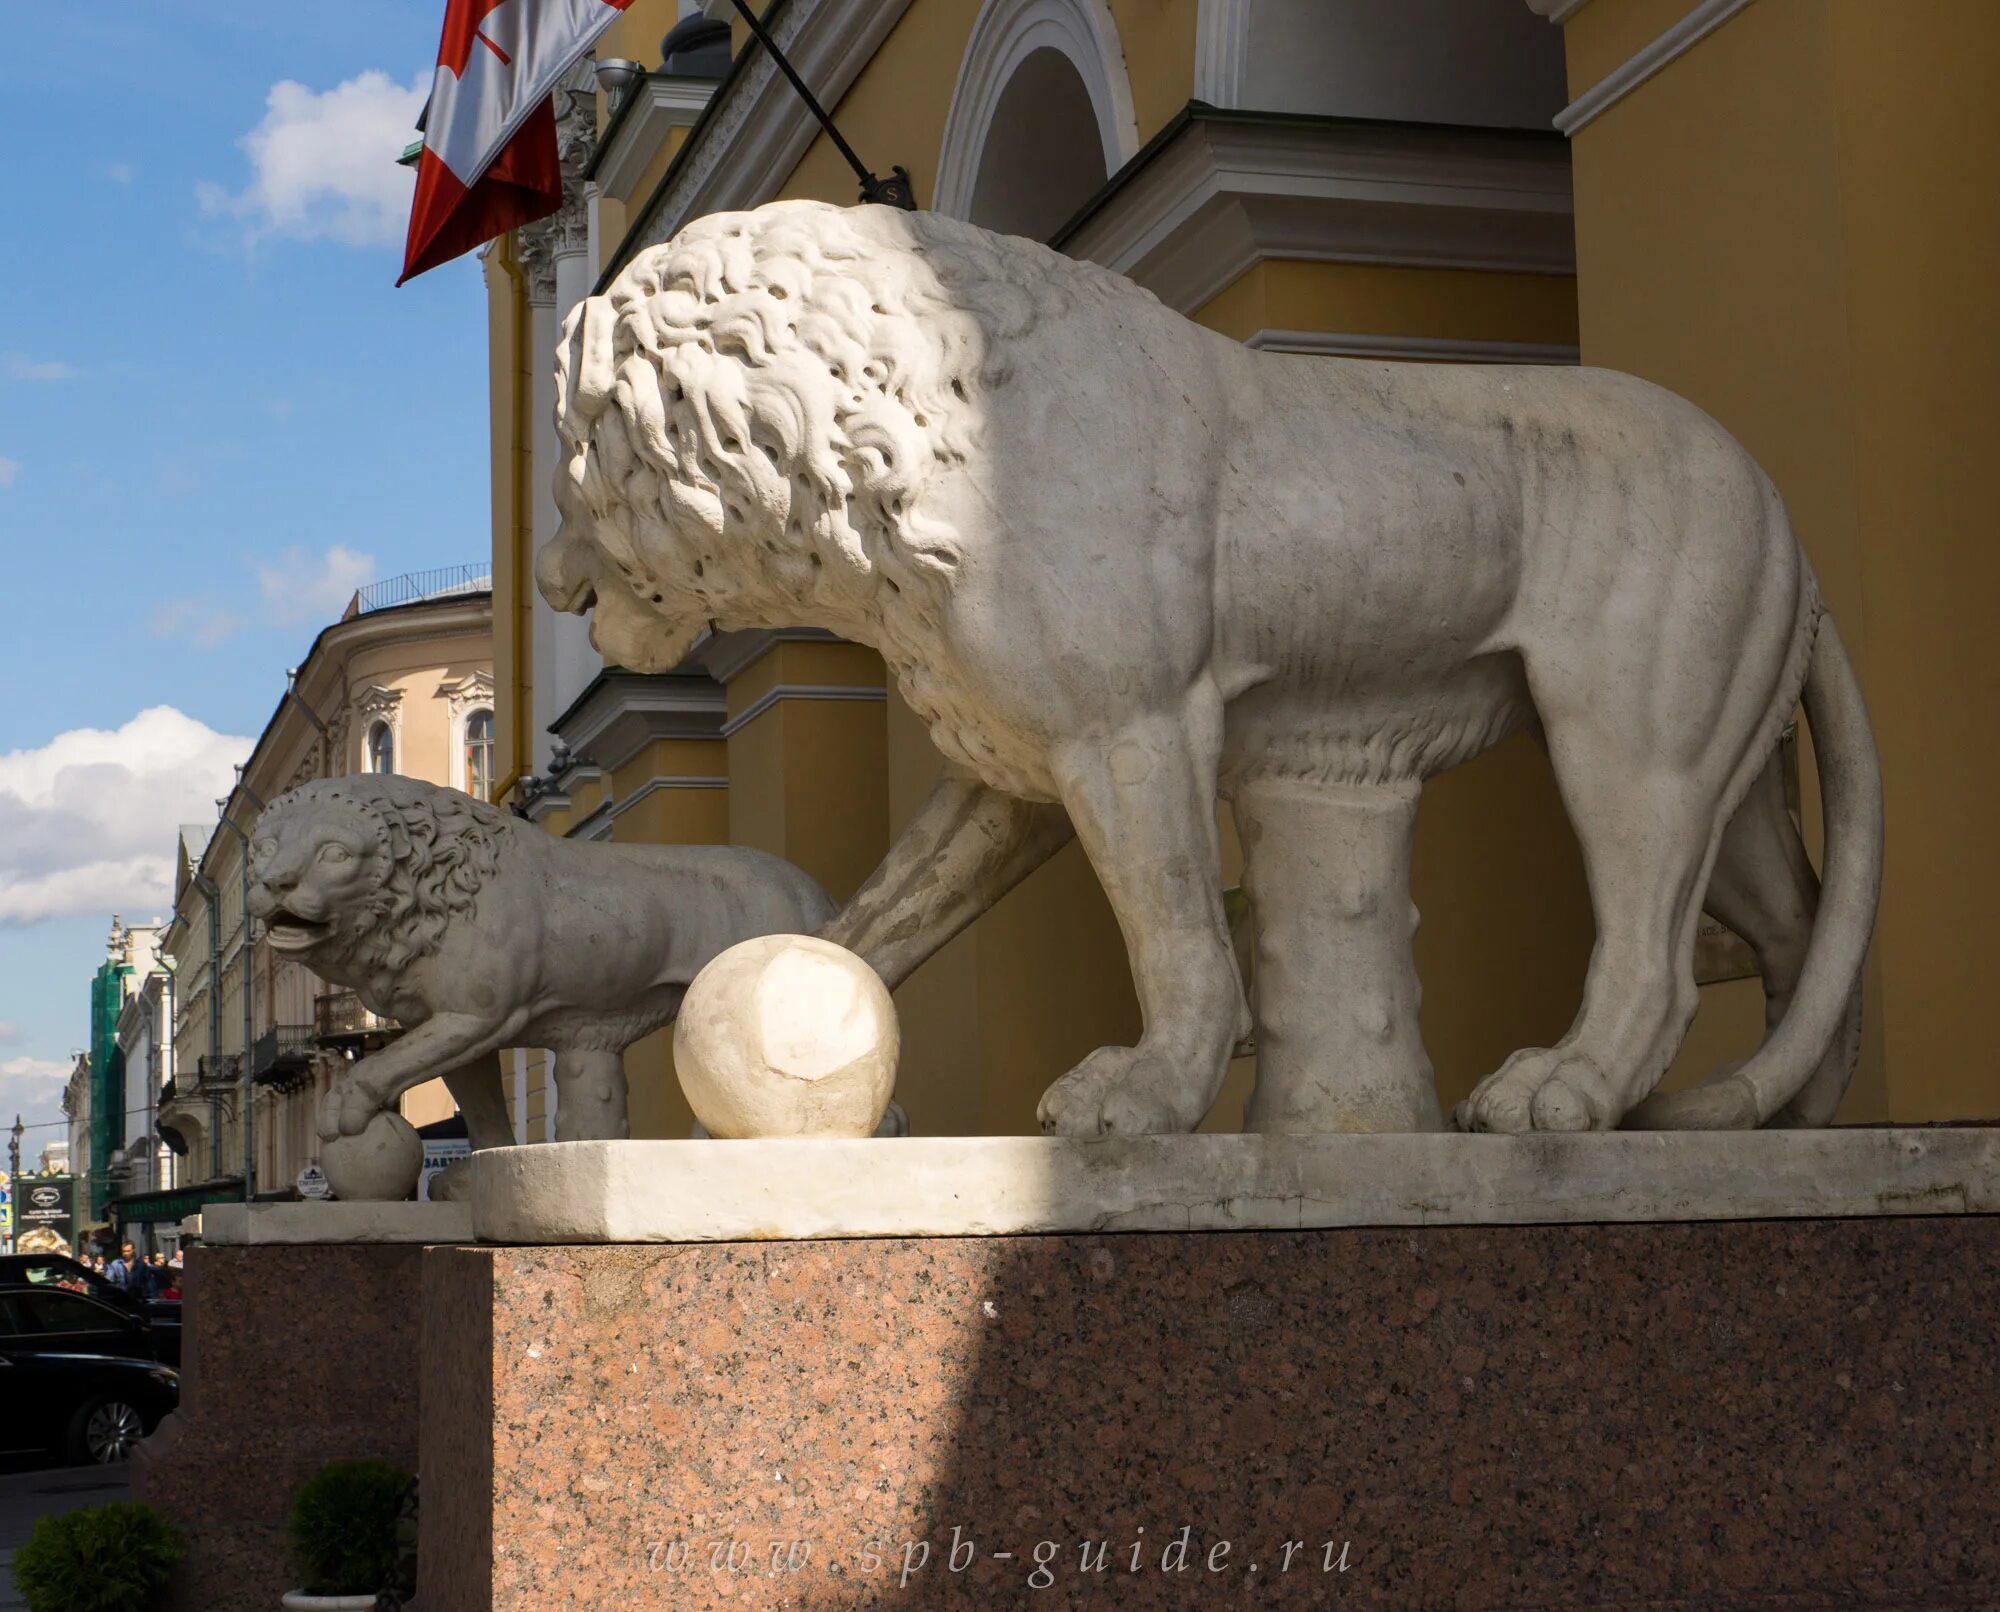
[675,934,899,1138]
[321,1110,425,1201]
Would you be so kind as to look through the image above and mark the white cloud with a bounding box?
[1,1055,71,1085]
[255,543,374,623]
[199,70,425,247]
[0,457,19,487]
[148,599,244,648]
[6,355,77,382]
[0,1022,18,1045]
[0,707,252,926]
[106,162,137,186]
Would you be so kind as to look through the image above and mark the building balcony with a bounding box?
[250,1025,318,1093]
[313,991,398,1049]
[193,1053,240,1093]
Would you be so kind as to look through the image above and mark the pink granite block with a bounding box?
[418,1219,2000,1610]
[133,1244,424,1612]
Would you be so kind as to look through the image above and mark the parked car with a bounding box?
[0,1342,178,1465]
[0,1283,176,1370]
[0,1255,181,1364]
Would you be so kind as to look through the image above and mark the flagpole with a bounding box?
[728,0,917,209]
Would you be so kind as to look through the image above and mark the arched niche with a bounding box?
[936,0,1139,240]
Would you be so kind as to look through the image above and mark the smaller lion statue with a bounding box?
[247,774,833,1193]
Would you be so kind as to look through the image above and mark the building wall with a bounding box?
[1551,0,2000,1119]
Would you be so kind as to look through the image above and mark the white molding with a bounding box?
[1193,0,1251,108]
[1059,114,1575,315]
[720,684,887,738]
[560,770,729,844]
[934,0,1139,222]
[550,672,727,772]
[623,0,917,262]
[1555,0,1758,136]
[592,76,716,206]
[1248,329,1581,364]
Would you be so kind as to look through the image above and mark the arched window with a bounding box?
[367,722,395,775]
[465,709,495,800]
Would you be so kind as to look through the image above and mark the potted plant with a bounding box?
[283,1458,411,1610]
[14,1501,182,1612]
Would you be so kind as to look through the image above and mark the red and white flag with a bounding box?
[400,0,633,285]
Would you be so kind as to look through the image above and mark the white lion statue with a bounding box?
[247,775,833,1185]
[537,199,1881,1138]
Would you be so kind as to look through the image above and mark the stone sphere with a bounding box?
[321,1110,425,1201]
[674,934,899,1138]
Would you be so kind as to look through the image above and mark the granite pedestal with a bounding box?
[418,1212,2000,1610]
[131,1236,434,1612]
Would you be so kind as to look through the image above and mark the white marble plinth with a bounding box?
[470,1128,2000,1245]
[202,1200,473,1246]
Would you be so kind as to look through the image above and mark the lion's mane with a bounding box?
[261,775,509,975]
[552,200,1146,663]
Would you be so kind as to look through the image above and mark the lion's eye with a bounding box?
[318,844,354,865]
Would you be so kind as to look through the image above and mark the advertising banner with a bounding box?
[15,1175,75,1256]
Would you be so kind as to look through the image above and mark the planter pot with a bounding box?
[281,1594,377,1610]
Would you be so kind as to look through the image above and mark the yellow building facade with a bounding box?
[486,0,1998,1136]
[159,575,493,1202]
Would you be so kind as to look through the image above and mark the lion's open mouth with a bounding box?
[265,909,332,951]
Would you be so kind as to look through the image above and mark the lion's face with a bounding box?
[248,802,389,963]
[538,464,710,675]
[535,201,1045,674]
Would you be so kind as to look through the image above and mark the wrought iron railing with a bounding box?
[314,991,397,1044]
[250,1025,318,1089]
[350,564,492,616]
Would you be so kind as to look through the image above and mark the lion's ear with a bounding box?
[564,299,622,427]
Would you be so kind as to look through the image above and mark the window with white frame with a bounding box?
[367,721,395,775]
[465,709,495,800]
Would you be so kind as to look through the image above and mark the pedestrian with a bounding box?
[106,1241,139,1290]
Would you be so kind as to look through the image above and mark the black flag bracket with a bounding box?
[728,0,918,209]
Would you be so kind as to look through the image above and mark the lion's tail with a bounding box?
[1625,613,1882,1130]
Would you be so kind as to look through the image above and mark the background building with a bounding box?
[484,0,1998,1137]
[152,568,492,1223]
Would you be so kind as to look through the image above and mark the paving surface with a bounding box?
[0,1462,131,1610]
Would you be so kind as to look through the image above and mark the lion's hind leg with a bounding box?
[1457,724,1719,1133]
[1623,744,1860,1128]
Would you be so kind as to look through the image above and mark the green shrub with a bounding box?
[289,1458,411,1595]
[14,1502,182,1612]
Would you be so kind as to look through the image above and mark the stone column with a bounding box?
[518,62,604,775]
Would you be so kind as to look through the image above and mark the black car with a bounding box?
[0,1344,178,1465]
[0,1255,181,1365]
[0,1283,176,1370]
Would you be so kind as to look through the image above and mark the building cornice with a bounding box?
[1057,106,1575,315]
[613,0,916,277]
[694,627,841,686]
[720,682,888,738]
[549,670,728,773]
[1551,0,1758,136]
[590,74,718,205]
[1248,329,1580,364]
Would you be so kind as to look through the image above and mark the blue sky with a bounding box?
[0,3,489,1154]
